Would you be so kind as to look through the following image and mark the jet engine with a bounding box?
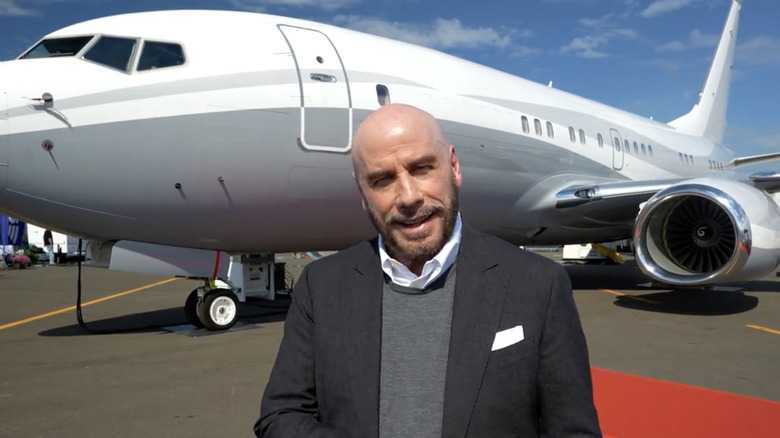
[634,178,780,286]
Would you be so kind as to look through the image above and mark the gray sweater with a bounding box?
[379,266,457,438]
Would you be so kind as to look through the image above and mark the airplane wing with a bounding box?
[727,151,780,169]
[553,152,780,225]
[555,179,682,209]
[748,171,780,193]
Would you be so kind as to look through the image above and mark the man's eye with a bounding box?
[372,177,391,188]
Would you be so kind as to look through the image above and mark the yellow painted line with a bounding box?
[747,325,780,336]
[600,288,660,304]
[0,277,180,331]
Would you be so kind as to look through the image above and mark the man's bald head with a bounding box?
[352,104,449,174]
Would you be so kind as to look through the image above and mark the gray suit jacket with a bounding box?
[256,225,601,437]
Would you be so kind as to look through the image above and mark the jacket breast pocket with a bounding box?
[487,334,536,370]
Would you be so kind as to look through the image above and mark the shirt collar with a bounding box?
[378,213,462,289]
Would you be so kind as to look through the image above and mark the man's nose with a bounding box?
[395,174,423,209]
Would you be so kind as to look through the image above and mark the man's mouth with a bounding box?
[397,213,431,227]
[393,213,437,237]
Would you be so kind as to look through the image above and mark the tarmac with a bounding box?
[0,252,778,438]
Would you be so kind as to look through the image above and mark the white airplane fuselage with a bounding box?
[0,10,734,254]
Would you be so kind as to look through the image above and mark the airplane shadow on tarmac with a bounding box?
[38,297,292,337]
[563,260,770,316]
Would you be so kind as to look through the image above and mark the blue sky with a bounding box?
[1,0,779,159]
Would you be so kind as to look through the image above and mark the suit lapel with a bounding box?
[442,226,510,438]
[345,239,383,438]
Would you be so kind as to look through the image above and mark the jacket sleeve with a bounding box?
[254,266,345,438]
[537,266,603,437]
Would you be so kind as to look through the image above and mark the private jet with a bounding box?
[1,0,778,330]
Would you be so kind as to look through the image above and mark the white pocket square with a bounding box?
[491,325,525,351]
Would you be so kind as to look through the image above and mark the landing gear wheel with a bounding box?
[196,289,240,331]
[184,289,204,328]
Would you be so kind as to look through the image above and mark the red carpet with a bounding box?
[592,368,780,438]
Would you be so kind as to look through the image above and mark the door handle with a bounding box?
[310,73,337,83]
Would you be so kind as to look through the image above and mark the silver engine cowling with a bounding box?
[634,178,780,286]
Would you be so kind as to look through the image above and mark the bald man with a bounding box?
[256,104,601,438]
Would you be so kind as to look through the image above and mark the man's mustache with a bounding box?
[387,204,443,225]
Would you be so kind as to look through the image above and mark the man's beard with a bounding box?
[366,179,459,266]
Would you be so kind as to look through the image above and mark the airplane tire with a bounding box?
[196,289,239,331]
[185,289,204,328]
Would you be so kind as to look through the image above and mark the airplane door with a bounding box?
[279,25,352,152]
[609,128,624,170]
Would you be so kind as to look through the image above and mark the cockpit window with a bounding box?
[137,41,186,71]
[83,36,137,72]
[20,36,94,59]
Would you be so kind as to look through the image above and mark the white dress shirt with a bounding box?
[378,213,462,289]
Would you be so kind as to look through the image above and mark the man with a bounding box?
[256,104,601,437]
[43,229,54,266]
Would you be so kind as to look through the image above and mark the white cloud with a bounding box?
[0,0,36,16]
[227,0,360,12]
[510,45,543,58]
[641,0,693,18]
[726,128,780,156]
[558,13,637,59]
[689,28,717,46]
[656,28,718,52]
[331,15,514,50]
[0,0,94,17]
[559,35,608,59]
[656,41,687,52]
[735,37,780,67]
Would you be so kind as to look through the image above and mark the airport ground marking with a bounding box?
[0,277,181,331]
[746,324,780,336]
[600,288,660,304]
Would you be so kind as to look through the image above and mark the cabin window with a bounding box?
[597,133,604,147]
[633,141,639,155]
[648,145,653,157]
[708,159,713,169]
[84,36,138,72]
[679,152,684,163]
[546,121,554,138]
[521,116,530,134]
[614,137,621,152]
[375,84,391,106]
[641,143,647,156]
[137,41,186,71]
[579,129,586,144]
[534,119,542,136]
[569,127,576,143]
[20,36,94,59]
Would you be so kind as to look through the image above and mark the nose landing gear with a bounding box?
[184,282,240,331]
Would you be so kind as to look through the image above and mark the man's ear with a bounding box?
[353,172,367,210]
[450,145,462,188]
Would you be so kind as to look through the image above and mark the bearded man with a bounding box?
[256,104,601,438]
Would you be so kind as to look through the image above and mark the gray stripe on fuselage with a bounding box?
[6,70,431,116]
[1,106,623,251]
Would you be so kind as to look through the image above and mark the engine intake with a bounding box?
[634,182,752,286]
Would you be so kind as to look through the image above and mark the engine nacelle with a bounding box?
[634,178,780,286]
